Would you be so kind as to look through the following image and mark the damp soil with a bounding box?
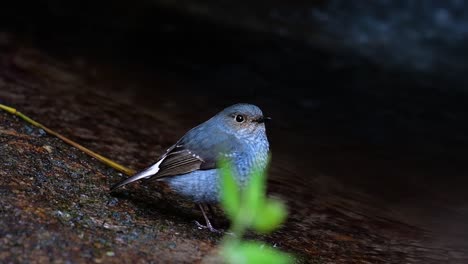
[1,7,468,264]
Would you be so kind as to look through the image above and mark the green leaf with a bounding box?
[244,155,272,215]
[252,199,287,233]
[223,241,294,264]
[219,158,240,219]
[244,165,266,215]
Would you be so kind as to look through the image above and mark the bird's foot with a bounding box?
[194,220,222,233]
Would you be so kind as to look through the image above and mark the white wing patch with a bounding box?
[133,157,164,181]
[111,157,165,189]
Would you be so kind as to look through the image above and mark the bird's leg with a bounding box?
[194,203,220,233]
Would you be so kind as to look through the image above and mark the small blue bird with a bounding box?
[111,103,270,232]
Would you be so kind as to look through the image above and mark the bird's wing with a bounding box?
[154,128,243,178]
[151,144,208,178]
[110,126,241,190]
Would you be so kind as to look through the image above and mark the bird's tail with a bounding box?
[110,159,163,190]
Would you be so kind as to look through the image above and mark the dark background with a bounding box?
[1,1,468,263]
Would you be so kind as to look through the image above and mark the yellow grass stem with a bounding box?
[0,103,136,176]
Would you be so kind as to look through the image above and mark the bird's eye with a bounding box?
[235,115,244,123]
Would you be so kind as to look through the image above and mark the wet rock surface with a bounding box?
[1,6,468,263]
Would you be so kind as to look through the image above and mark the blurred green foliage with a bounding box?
[219,157,293,264]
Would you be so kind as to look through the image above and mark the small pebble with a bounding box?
[43,145,53,153]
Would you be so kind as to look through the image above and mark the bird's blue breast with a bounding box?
[163,169,220,203]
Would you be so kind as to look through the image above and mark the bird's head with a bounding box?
[215,103,270,139]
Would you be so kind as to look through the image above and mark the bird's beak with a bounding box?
[255,116,272,123]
